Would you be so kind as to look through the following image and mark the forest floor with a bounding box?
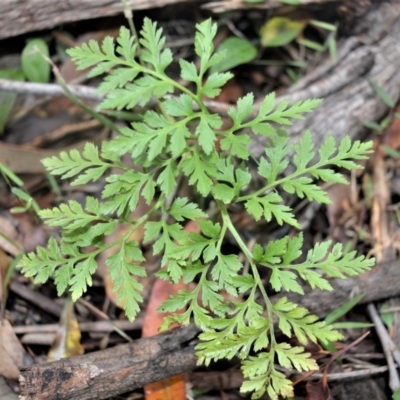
[1,1,400,400]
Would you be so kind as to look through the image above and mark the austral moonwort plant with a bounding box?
[20,18,374,399]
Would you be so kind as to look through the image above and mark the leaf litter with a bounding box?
[0,4,398,400]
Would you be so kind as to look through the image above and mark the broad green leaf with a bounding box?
[21,38,50,83]
[210,37,258,74]
[260,17,306,48]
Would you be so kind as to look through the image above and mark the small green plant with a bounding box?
[0,38,50,134]
[20,19,374,399]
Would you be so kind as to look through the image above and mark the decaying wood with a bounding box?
[249,0,400,158]
[2,2,398,165]
[0,0,193,40]
[203,0,337,13]
[19,325,199,400]
[0,0,342,40]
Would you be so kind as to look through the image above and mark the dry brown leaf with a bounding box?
[0,344,20,380]
[0,214,24,256]
[383,105,400,150]
[0,247,11,287]
[0,319,30,379]
[325,184,352,241]
[370,146,395,262]
[305,380,330,400]
[0,212,48,256]
[213,78,243,104]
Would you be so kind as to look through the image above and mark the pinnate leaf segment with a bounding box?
[20,19,374,399]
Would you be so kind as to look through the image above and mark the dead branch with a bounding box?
[0,0,193,40]
[203,0,337,13]
[249,1,400,158]
[19,325,199,400]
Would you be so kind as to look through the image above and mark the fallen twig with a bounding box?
[367,303,400,392]
[0,79,102,101]
[19,325,199,400]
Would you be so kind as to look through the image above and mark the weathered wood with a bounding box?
[19,325,199,400]
[1,2,398,166]
[204,0,337,13]
[249,0,400,158]
[0,0,192,40]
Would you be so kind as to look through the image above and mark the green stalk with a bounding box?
[217,200,276,346]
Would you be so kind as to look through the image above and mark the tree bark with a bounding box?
[2,1,398,163]
[19,325,199,400]
[0,0,192,40]
[248,0,400,158]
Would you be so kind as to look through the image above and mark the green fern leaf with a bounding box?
[140,18,173,73]
[106,241,146,320]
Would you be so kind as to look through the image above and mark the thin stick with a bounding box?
[0,79,102,101]
[367,303,400,392]
[13,318,143,335]
[0,78,231,115]
[77,298,133,343]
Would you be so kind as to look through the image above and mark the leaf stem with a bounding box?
[119,58,202,110]
[237,161,324,202]
[217,201,276,345]
[120,0,143,65]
